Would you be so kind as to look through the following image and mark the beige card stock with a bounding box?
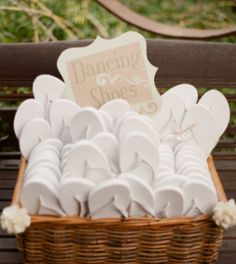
[57,32,162,116]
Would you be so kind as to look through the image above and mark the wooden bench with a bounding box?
[0,39,236,263]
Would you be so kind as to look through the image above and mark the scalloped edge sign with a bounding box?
[57,31,162,116]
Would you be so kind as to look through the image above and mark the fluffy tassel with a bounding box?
[0,205,31,234]
[213,199,236,229]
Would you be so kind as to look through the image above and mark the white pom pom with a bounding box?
[0,205,31,234]
[213,199,236,229]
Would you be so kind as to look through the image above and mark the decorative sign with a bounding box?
[57,32,162,116]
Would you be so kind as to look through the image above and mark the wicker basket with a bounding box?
[12,156,226,264]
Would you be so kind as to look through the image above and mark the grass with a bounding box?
[0,0,235,42]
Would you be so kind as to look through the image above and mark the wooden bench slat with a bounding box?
[0,170,19,179]
[0,94,32,101]
[0,201,11,212]
[224,227,236,239]
[0,252,21,264]
[218,171,236,182]
[0,40,236,88]
[0,179,17,189]
[213,154,236,160]
[217,141,236,148]
[0,238,17,250]
[219,253,236,264]
[221,238,236,252]
[222,181,236,192]
[215,160,236,171]
[0,190,14,200]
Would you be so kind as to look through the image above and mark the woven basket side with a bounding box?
[16,219,223,264]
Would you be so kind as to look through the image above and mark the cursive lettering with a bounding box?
[71,50,141,85]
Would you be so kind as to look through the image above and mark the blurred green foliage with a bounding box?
[0,0,235,43]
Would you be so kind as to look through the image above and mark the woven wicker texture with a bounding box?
[16,217,223,264]
[13,156,225,264]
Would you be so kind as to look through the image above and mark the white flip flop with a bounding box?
[100,110,114,132]
[24,167,59,187]
[25,160,61,181]
[183,180,218,215]
[113,111,138,137]
[157,164,173,174]
[59,177,95,216]
[165,83,198,108]
[118,115,159,144]
[33,74,65,111]
[155,170,174,182]
[175,152,208,170]
[119,173,155,217]
[49,99,80,143]
[21,178,64,216]
[156,174,186,188]
[27,149,60,171]
[100,99,131,126]
[19,118,54,159]
[14,99,45,138]
[187,173,215,191]
[88,178,130,218]
[159,156,174,170]
[153,93,185,138]
[198,90,230,137]
[177,162,209,176]
[61,143,73,157]
[67,141,113,183]
[70,107,107,142]
[120,132,159,184]
[181,105,219,158]
[92,132,120,174]
[30,138,62,156]
[29,144,60,165]
[154,185,184,217]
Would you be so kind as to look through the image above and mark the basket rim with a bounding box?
[11,155,227,226]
